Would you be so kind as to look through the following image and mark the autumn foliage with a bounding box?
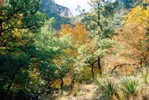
[0,0,2,4]
[1,0,149,99]
[59,22,89,46]
[113,6,149,71]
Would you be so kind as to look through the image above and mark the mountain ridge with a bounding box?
[41,0,73,18]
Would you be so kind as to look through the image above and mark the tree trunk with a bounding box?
[98,3,100,26]
[91,65,94,79]
[97,3,102,74]
[98,56,102,75]
[60,78,63,89]
[98,56,101,69]
[139,58,143,68]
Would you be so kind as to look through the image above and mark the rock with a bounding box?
[41,0,73,18]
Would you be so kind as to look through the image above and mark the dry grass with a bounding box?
[56,83,98,100]
[44,67,149,100]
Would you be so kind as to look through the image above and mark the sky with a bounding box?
[55,0,91,16]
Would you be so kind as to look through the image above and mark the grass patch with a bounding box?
[99,80,118,100]
[122,78,138,95]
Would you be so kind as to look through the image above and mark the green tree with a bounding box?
[0,0,46,99]
[0,0,46,35]
[34,18,73,90]
[79,0,118,75]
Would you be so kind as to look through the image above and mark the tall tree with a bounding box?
[0,0,46,99]
[80,0,118,75]
[58,22,91,83]
[34,18,73,90]
[117,5,149,67]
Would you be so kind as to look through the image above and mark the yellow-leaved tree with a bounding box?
[58,22,91,89]
[114,6,149,72]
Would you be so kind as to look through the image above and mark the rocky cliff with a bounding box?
[41,0,73,18]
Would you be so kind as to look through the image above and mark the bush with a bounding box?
[122,78,138,95]
[99,80,118,100]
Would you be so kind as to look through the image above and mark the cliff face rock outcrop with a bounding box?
[41,0,73,18]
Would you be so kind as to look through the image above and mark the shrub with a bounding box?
[99,80,118,100]
[122,78,138,95]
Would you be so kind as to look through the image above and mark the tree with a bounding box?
[0,0,45,35]
[0,0,46,99]
[34,18,73,90]
[79,0,118,75]
[118,5,149,68]
[58,19,117,81]
[58,22,91,85]
[59,22,89,46]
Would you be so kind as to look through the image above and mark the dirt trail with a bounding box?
[57,83,98,100]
